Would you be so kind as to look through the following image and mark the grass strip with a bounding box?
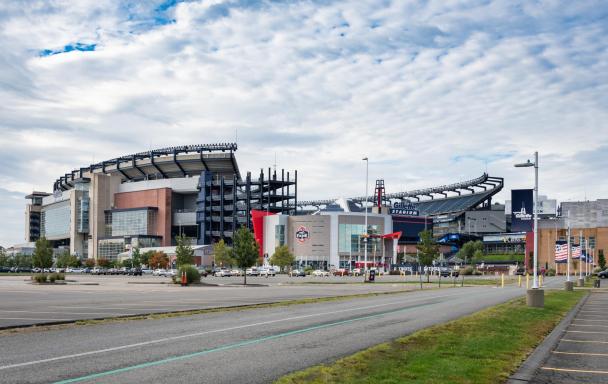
[275,290,586,384]
[288,278,514,286]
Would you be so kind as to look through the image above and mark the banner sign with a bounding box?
[390,201,419,216]
[555,241,567,263]
[295,226,310,243]
[511,189,533,232]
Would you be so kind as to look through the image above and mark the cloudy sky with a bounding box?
[1,0,607,246]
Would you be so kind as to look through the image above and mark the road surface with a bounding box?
[0,283,543,384]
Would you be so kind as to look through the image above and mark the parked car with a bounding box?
[439,267,459,277]
[231,269,242,277]
[289,269,306,277]
[312,269,330,277]
[92,267,107,275]
[141,268,153,274]
[0,266,10,273]
[214,268,232,277]
[83,267,91,274]
[128,267,143,276]
[118,267,129,275]
[153,269,166,276]
[197,267,209,277]
[165,269,177,277]
[246,267,260,276]
[352,268,363,276]
[599,269,608,279]
[259,268,276,277]
[515,267,526,276]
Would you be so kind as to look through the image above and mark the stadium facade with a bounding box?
[24,143,297,261]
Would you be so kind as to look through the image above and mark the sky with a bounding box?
[0,0,607,247]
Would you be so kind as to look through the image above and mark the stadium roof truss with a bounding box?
[54,143,241,191]
[298,173,503,216]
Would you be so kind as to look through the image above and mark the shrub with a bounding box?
[304,266,314,275]
[49,273,57,283]
[177,265,201,285]
[389,270,401,275]
[473,270,483,276]
[32,273,47,283]
[462,267,474,276]
[546,268,556,277]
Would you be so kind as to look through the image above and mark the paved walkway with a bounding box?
[531,291,608,384]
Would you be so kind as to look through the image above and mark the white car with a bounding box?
[153,269,166,276]
[312,269,330,277]
[231,269,242,276]
[214,268,232,277]
[259,268,276,277]
[141,268,153,274]
[246,268,260,276]
[165,269,177,277]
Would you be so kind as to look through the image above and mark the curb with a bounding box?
[506,291,590,384]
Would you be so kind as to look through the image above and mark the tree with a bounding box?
[599,250,606,270]
[97,258,110,268]
[0,250,8,267]
[56,251,71,268]
[32,237,53,269]
[131,247,142,268]
[213,239,234,267]
[416,230,439,282]
[141,250,154,267]
[233,227,259,285]
[269,245,295,272]
[457,240,484,265]
[473,249,484,261]
[84,259,95,268]
[149,251,169,269]
[175,234,194,267]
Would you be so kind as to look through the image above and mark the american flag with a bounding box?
[571,245,582,259]
[555,243,568,262]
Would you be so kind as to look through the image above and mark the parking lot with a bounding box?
[0,274,428,329]
[532,291,608,383]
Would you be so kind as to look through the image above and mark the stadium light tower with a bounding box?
[363,157,369,275]
[514,151,544,307]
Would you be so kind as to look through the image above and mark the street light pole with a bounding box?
[514,151,544,307]
[363,157,369,274]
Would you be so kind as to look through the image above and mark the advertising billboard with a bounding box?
[511,189,533,232]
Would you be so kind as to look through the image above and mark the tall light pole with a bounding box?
[515,151,544,307]
[363,157,369,274]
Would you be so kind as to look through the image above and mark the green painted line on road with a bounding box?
[53,301,440,384]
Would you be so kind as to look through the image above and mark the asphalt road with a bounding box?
[0,284,539,384]
[0,274,503,328]
[531,291,608,384]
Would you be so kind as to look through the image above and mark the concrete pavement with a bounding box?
[0,285,528,384]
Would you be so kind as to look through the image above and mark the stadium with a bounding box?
[25,143,297,261]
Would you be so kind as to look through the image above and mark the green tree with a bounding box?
[213,239,234,267]
[32,237,53,269]
[598,250,606,270]
[233,227,259,285]
[457,240,484,265]
[0,250,8,267]
[56,251,71,268]
[149,251,169,269]
[175,234,194,267]
[131,247,142,268]
[84,259,95,268]
[473,249,484,261]
[68,255,81,268]
[141,250,154,267]
[416,230,439,282]
[269,245,295,272]
[97,258,110,268]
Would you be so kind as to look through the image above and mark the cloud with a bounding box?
[0,0,607,245]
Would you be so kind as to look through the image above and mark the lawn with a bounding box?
[276,290,585,384]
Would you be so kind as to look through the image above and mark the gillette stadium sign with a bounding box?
[390,202,419,216]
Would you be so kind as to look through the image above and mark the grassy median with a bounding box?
[276,290,585,384]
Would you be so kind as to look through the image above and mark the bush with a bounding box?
[177,265,201,285]
[32,273,47,283]
[546,268,556,277]
[304,266,314,275]
[49,273,57,283]
[462,267,474,276]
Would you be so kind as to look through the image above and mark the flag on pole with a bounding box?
[555,242,568,263]
[571,245,582,259]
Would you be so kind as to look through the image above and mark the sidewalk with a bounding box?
[511,290,608,384]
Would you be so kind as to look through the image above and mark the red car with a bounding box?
[333,269,351,276]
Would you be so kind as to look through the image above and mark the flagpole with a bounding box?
[579,230,583,280]
[566,211,571,282]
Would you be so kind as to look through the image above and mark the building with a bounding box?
[24,192,51,242]
[26,143,297,261]
[535,200,608,271]
[261,211,395,270]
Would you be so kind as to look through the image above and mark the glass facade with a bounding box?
[97,239,125,261]
[338,224,380,253]
[105,208,157,237]
[41,200,71,239]
[76,193,90,233]
[275,224,285,246]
